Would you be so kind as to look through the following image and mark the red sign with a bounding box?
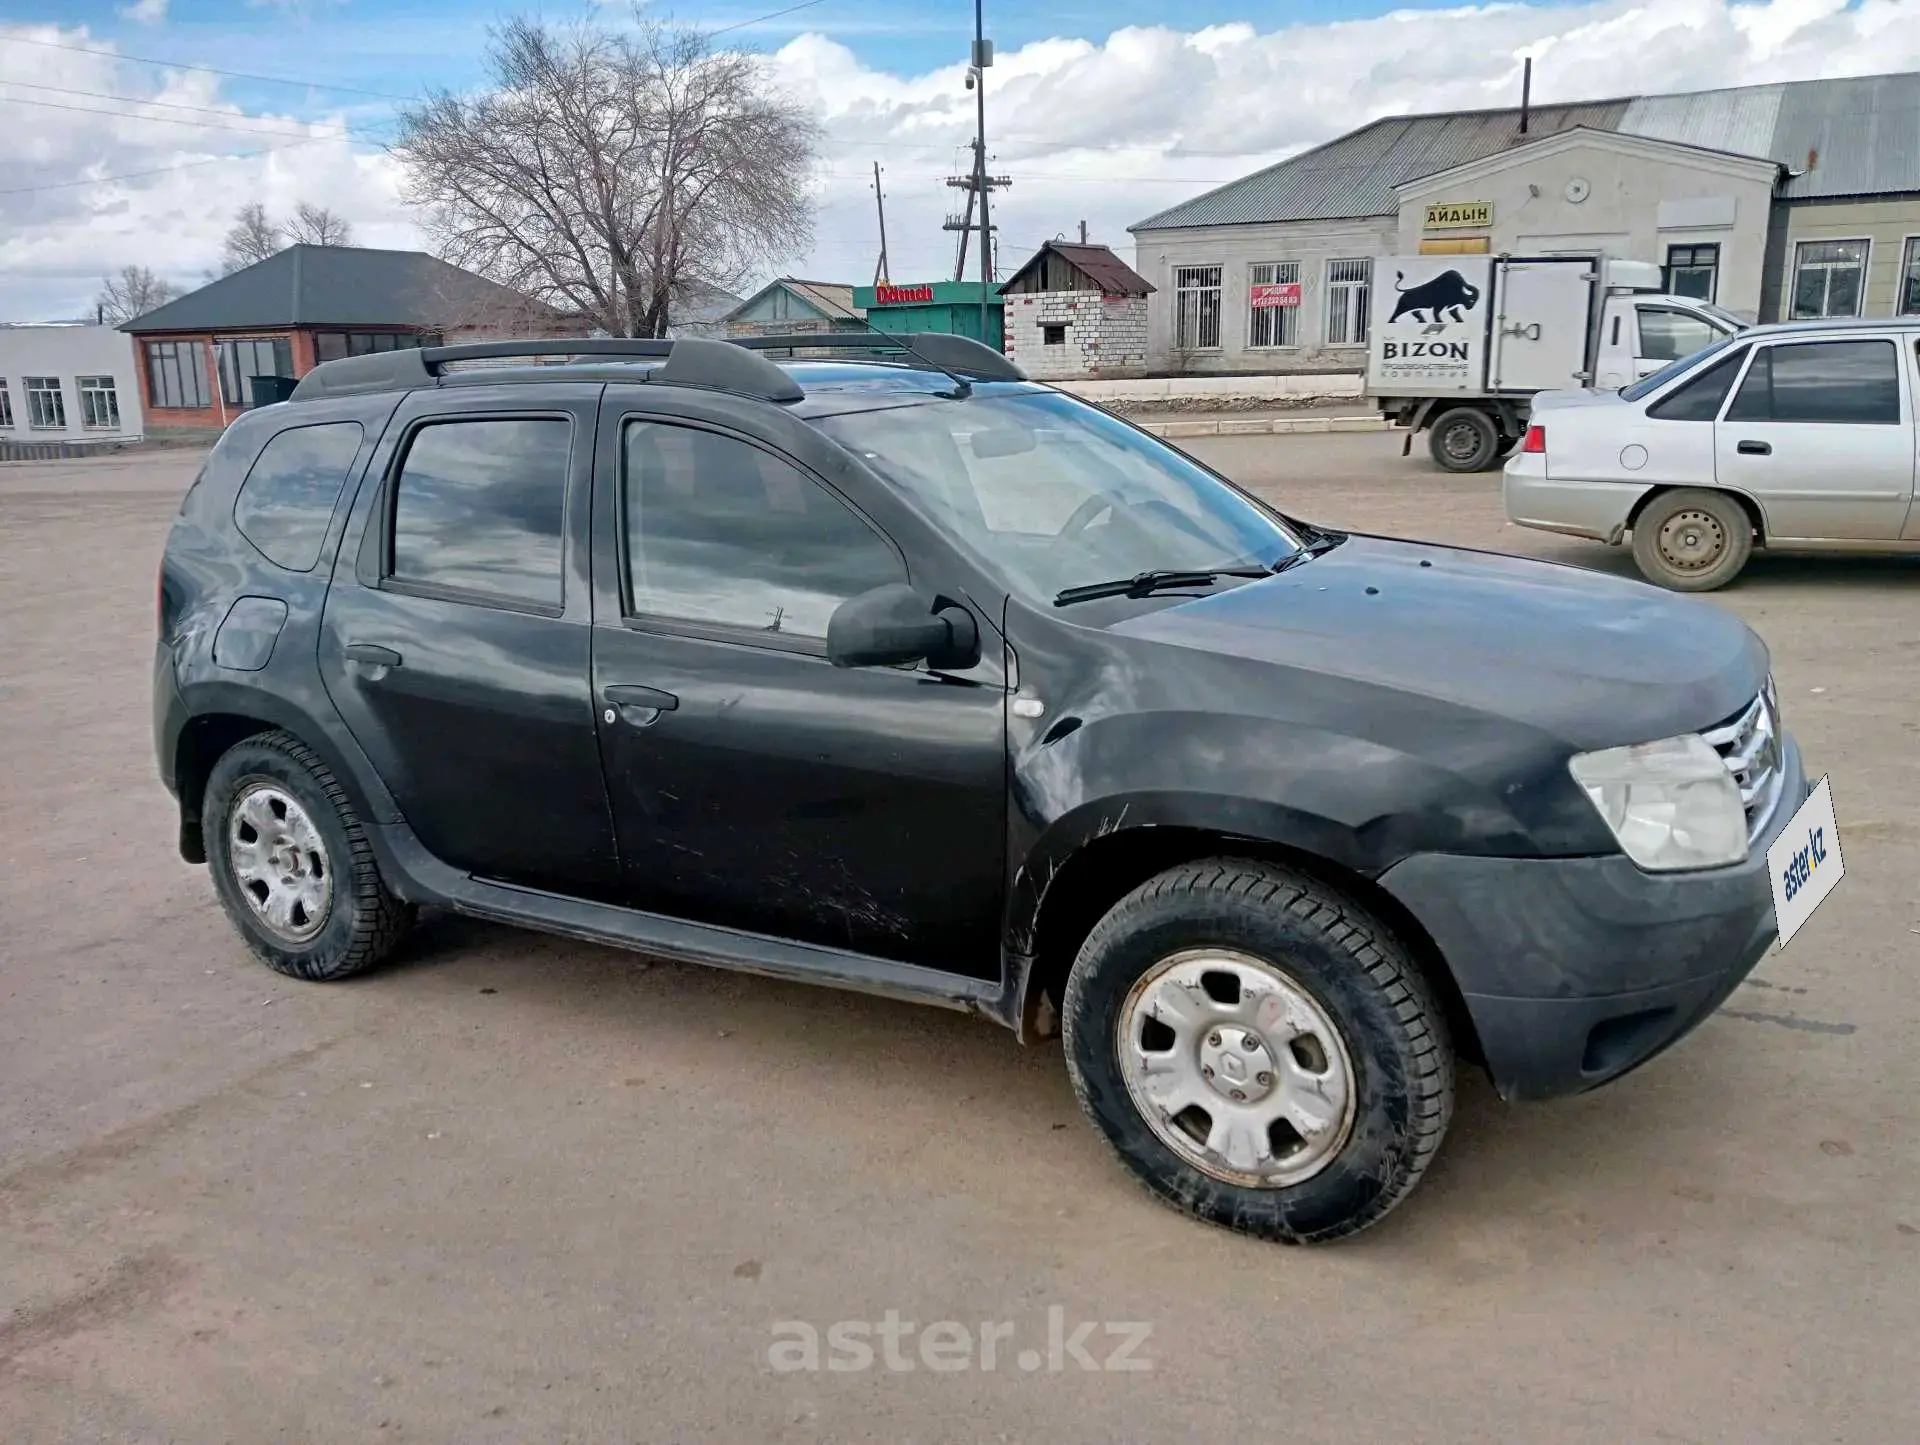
[876,283,935,304]
[1250,282,1302,309]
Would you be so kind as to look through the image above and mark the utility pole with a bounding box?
[944,144,1009,285]
[871,162,891,286]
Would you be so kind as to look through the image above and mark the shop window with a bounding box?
[144,340,212,410]
[1790,240,1868,319]
[1173,266,1222,350]
[1325,259,1372,346]
[218,337,296,407]
[1247,261,1300,348]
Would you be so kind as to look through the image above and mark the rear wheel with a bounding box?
[1428,408,1501,472]
[1630,488,1753,591]
[1060,859,1454,1244]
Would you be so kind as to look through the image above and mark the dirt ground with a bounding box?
[2,439,1916,1444]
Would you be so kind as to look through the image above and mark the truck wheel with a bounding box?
[202,730,414,981]
[1630,488,1753,591]
[1428,408,1500,472]
[1060,859,1454,1244]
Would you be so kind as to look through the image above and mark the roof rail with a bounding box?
[730,331,1027,382]
[288,336,803,404]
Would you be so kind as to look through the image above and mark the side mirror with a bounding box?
[827,584,980,670]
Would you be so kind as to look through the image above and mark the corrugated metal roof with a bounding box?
[1133,71,1920,232]
[999,242,1154,296]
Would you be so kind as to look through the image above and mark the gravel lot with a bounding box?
[3,437,1915,1444]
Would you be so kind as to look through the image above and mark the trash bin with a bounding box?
[248,374,299,408]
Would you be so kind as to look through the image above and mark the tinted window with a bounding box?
[1619,331,1745,403]
[234,423,365,570]
[1646,347,1748,422]
[623,422,903,639]
[390,418,570,608]
[1637,308,1722,363]
[1725,341,1902,425]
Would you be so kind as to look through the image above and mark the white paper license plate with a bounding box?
[1767,775,1844,950]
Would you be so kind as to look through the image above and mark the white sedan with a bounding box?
[1504,317,1920,590]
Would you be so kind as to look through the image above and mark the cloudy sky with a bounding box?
[4,0,1919,321]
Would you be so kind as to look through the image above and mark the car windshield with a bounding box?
[815,389,1302,605]
[1620,330,1746,402]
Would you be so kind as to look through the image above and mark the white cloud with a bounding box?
[119,0,169,24]
[4,0,1919,320]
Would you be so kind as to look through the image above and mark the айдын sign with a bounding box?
[875,283,936,305]
[1423,201,1493,231]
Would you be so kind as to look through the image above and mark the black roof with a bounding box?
[121,245,572,335]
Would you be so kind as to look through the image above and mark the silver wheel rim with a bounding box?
[1657,508,1726,572]
[227,783,332,943]
[1441,422,1482,463]
[1117,949,1358,1189]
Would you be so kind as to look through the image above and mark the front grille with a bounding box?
[1701,680,1784,842]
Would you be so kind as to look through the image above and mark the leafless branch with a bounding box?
[285,202,355,247]
[95,265,179,325]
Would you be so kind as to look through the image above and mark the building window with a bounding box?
[77,376,121,431]
[1790,240,1869,319]
[218,337,295,407]
[313,331,438,363]
[1247,261,1301,348]
[145,341,212,410]
[1901,237,1920,316]
[25,377,66,430]
[1174,266,1223,351]
[0,380,13,430]
[1325,259,1372,346]
[1665,244,1720,302]
[1042,324,1068,347]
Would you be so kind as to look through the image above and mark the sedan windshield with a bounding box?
[816,390,1301,606]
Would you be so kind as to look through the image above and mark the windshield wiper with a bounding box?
[1053,566,1274,607]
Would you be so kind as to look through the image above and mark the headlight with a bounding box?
[1568,733,1747,871]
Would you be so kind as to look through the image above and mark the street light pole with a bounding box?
[973,0,992,346]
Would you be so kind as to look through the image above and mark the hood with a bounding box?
[1112,535,1767,751]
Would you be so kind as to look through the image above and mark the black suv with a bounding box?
[155,334,1805,1243]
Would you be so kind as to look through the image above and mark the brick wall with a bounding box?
[1003,292,1149,379]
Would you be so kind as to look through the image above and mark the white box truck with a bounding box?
[1365,253,1746,472]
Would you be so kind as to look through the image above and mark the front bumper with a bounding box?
[1378,732,1807,1102]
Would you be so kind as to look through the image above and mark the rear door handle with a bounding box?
[602,685,679,722]
[1737,440,1772,456]
[344,643,403,667]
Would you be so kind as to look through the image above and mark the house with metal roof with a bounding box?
[721,278,866,338]
[1129,70,1920,375]
[121,245,579,434]
[995,241,1155,378]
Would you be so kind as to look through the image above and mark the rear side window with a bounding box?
[389,417,570,610]
[1647,346,1748,422]
[1726,340,1902,425]
[233,422,365,570]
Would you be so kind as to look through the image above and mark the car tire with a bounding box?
[202,730,413,981]
[1060,858,1454,1244]
[1630,488,1753,592]
[1428,408,1500,472]
[1492,434,1519,460]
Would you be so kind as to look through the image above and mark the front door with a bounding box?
[588,400,1007,977]
[1714,336,1916,540]
[320,384,620,898]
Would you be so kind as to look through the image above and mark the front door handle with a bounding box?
[602,685,679,724]
[344,643,403,667]
[1737,440,1772,456]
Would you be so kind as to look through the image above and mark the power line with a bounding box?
[0,78,350,126]
[0,33,413,101]
[0,93,351,140]
[0,136,333,197]
[706,0,830,39]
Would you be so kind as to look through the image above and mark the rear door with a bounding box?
[320,381,620,898]
[1489,258,1594,392]
[1714,336,1915,540]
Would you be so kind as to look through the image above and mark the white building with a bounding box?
[1130,71,1920,375]
[0,325,143,447]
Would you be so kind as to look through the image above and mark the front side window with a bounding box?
[1726,340,1902,425]
[1173,266,1222,350]
[1665,244,1720,302]
[817,388,1301,608]
[1247,261,1300,348]
[1325,259,1372,346]
[77,376,121,430]
[1901,237,1920,316]
[623,422,903,639]
[25,377,65,430]
[1790,240,1869,319]
[1637,308,1723,364]
[389,418,570,609]
[145,341,211,410]
[218,337,295,407]
[0,380,14,429]
[235,422,365,571]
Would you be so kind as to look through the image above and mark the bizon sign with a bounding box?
[1367,255,1491,394]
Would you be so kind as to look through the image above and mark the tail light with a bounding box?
[1521,425,1546,455]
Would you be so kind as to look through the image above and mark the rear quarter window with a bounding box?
[233,422,366,571]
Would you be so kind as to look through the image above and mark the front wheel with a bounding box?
[1060,859,1454,1244]
[1630,488,1754,591]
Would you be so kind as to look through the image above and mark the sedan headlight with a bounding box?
[1568,733,1747,871]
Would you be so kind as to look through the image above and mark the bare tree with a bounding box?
[95,265,179,325]
[285,202,355,247]
[392,17,819,337]
[221,202,284,275]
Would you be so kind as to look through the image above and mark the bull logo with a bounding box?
[1387,269,1482,327]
